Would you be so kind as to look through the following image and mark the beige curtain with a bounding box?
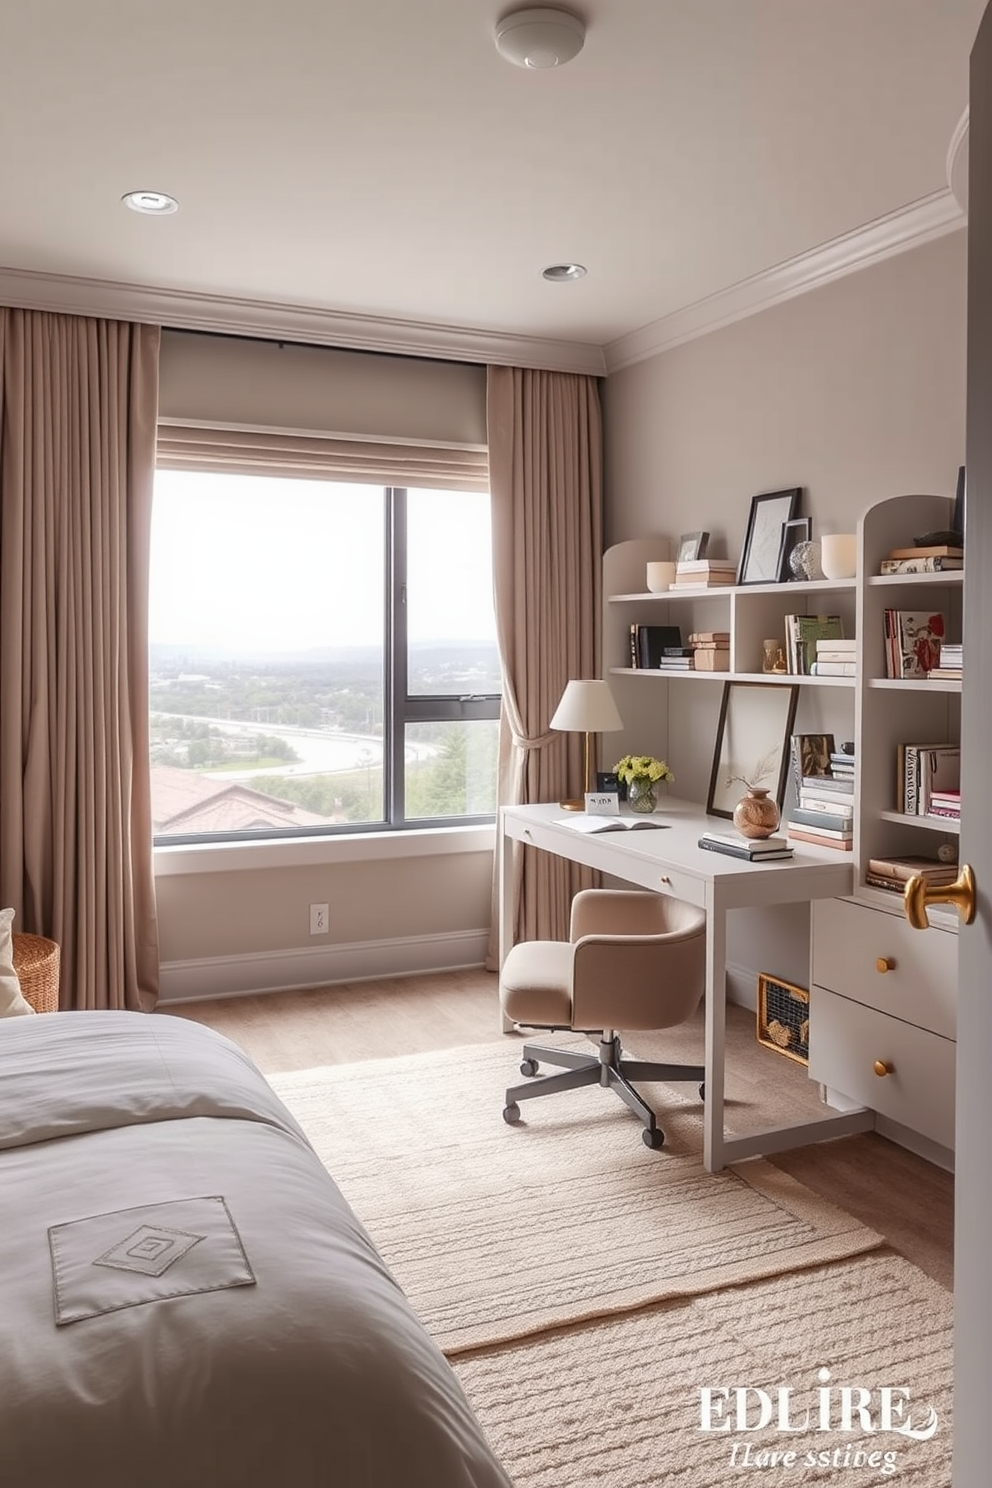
[0,309,161,1010]
[486,366,603,961]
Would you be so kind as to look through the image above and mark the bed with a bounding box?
[0,1010,512,1487]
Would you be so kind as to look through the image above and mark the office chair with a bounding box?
[499,888,706,1149]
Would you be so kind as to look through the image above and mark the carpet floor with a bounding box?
[268,1041,883,1354]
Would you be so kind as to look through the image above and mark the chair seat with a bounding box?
[499,939,573,1026]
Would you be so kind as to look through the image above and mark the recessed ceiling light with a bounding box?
[542,263,587,282]
[494,7,585,69]
[122,190,179,216]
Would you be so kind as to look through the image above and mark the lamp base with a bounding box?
[559,797,585,811]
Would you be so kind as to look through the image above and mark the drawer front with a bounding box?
[810,985,956,1149]
[811,897,957,1039]
[511,817,708,908]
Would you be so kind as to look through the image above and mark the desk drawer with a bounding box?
[810,985,955,1150]
[811,898,956,1039]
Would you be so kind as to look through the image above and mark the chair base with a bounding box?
[503,1035,705,1149]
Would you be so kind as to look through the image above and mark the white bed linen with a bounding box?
[0,1011,513,1487]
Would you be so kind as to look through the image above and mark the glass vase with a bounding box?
[627,778,658,814]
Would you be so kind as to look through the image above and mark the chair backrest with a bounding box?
[568,889,706,1033]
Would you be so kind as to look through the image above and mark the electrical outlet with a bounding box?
[309,902,329,936]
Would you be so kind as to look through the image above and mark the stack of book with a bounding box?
[784,614,844,674]
[809,637,856,677]
[658,645,695,672]
[698,831,793,862]
[689,631,730,672]
[879,544,963,576]
[628,624,683,668]
[865,854,959,896]
[896,741,959,817]
[930,641,962,681]
[928,789,960,822]
[883,608,945,678]
[785,750,855,851]
[673,559,737,589]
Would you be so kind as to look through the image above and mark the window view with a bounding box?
[149,471,500,842]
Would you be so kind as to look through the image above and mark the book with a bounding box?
[866,855,958,885]
[698,834,793,862]
[898,742,958,814]
[809,661,856,676]
[799,794,854,817]
[689,632,730,644]
[786,827,853,851]
[928,668,962,680]
[785,614,844,674]
[800,774,854,793]
[632,624,684,668]
[555,814,671,834]
[815,638,856,653]
[883,609,945,679]
[676,558,736,572]
[787,807,854,833]
[879,556,963,574]
[662,646,695,657]
[888,545,963,559]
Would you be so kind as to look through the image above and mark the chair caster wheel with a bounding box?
[519,1058,539,1078]
[503,1103,521,1125]
[642,1126,664,1149]
[698,1083,705,1101]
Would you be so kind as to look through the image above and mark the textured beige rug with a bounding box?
[268,1041,883,1354]
[453,1249,954,1488]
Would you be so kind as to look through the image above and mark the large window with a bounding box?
[149,470,500,843]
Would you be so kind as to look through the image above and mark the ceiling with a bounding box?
[0,0,982,374]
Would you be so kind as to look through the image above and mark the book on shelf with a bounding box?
[928,668,962,680]
[785,614,844,674]
[897,742,959,815]
[866,855,958,885]
[879,556,963,574]
[658,657,694,670]
[676,558,736,573]
[887,544,963,559]
[556,814,671,834]
[663,645,695,657]
[800,773,854,794]
[815,637,856,652]
[788,807,854,833]
[810,660,856,676]
[798,794,854,817]
[688,631,730,644]
[938,643,963,664]
[883,609,945,678]
[630,624,683,668]
[698,832,793,862]
[673,574,736,587]
[786,827,853,851]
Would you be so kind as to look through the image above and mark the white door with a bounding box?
[955,8,992,1481]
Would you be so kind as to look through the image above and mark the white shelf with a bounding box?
[878,809,960,835]
[867,676,960,692]
[867,570,963,588]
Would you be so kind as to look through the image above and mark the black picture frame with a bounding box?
[677,530,710,564]
[778,516,812,581]
[952,465,966,542]
[735,488,801,585]
[706,680,800,819]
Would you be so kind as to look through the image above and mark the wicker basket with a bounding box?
[11,932,61,1013]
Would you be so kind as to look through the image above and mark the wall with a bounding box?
[601,231,967,996]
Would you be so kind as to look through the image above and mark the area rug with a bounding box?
[453,1249,953,1488]
[267,1041,883,1354]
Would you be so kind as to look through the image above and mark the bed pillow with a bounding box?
[0,908,36,1017]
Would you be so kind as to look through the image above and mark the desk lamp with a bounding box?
[550,679,624,810]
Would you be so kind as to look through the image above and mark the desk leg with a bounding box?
[702,907,727,1173]
[498,815,515,1033]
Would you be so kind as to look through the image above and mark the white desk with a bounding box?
[499,798,874,1172]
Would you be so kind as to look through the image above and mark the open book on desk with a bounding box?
[555,814,671,833]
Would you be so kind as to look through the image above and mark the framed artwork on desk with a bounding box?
[706,680,800,818]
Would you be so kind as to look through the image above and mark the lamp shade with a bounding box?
[550,679,623,734]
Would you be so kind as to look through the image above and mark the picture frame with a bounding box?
[788,732,835,797]
[952,464,966,542]
[735,488,801,585]
[778,516,812,581]
[705,680,800,819]
[677,530,709,564]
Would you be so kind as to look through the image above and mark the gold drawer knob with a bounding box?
[875,956,895,974]
[873,1059,895,1078]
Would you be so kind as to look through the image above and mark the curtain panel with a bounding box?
[486,366,604,958]
[0,309,161,1010]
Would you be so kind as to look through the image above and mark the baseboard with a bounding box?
[158,929,490,1004]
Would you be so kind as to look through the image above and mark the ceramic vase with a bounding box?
[732,786,780,839]
[627,778,658,814]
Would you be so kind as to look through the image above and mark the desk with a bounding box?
[499,798,873,1172]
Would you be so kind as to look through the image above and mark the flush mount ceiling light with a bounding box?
[494,7,585,69]
[542,262,587,282]
[122,190,179,215]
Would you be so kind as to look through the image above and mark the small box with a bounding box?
[756,972,809,1065]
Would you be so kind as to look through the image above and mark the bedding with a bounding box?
[0,1011,513,1487]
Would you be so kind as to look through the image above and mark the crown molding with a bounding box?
[603,189,966,374]
[0,265,607,377]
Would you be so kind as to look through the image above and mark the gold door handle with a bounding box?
[903,863,976,930]
[875,957,895,973]
[873,1060,894,1077]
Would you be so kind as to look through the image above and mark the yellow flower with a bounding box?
[613,753,674,786]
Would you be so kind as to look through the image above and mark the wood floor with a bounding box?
[164,965,955,1291]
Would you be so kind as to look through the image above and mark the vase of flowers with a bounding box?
[614,754,674,815]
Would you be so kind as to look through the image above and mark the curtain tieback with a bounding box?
[508,729,558,752]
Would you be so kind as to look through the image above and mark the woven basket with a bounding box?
[11,932,61,1013]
